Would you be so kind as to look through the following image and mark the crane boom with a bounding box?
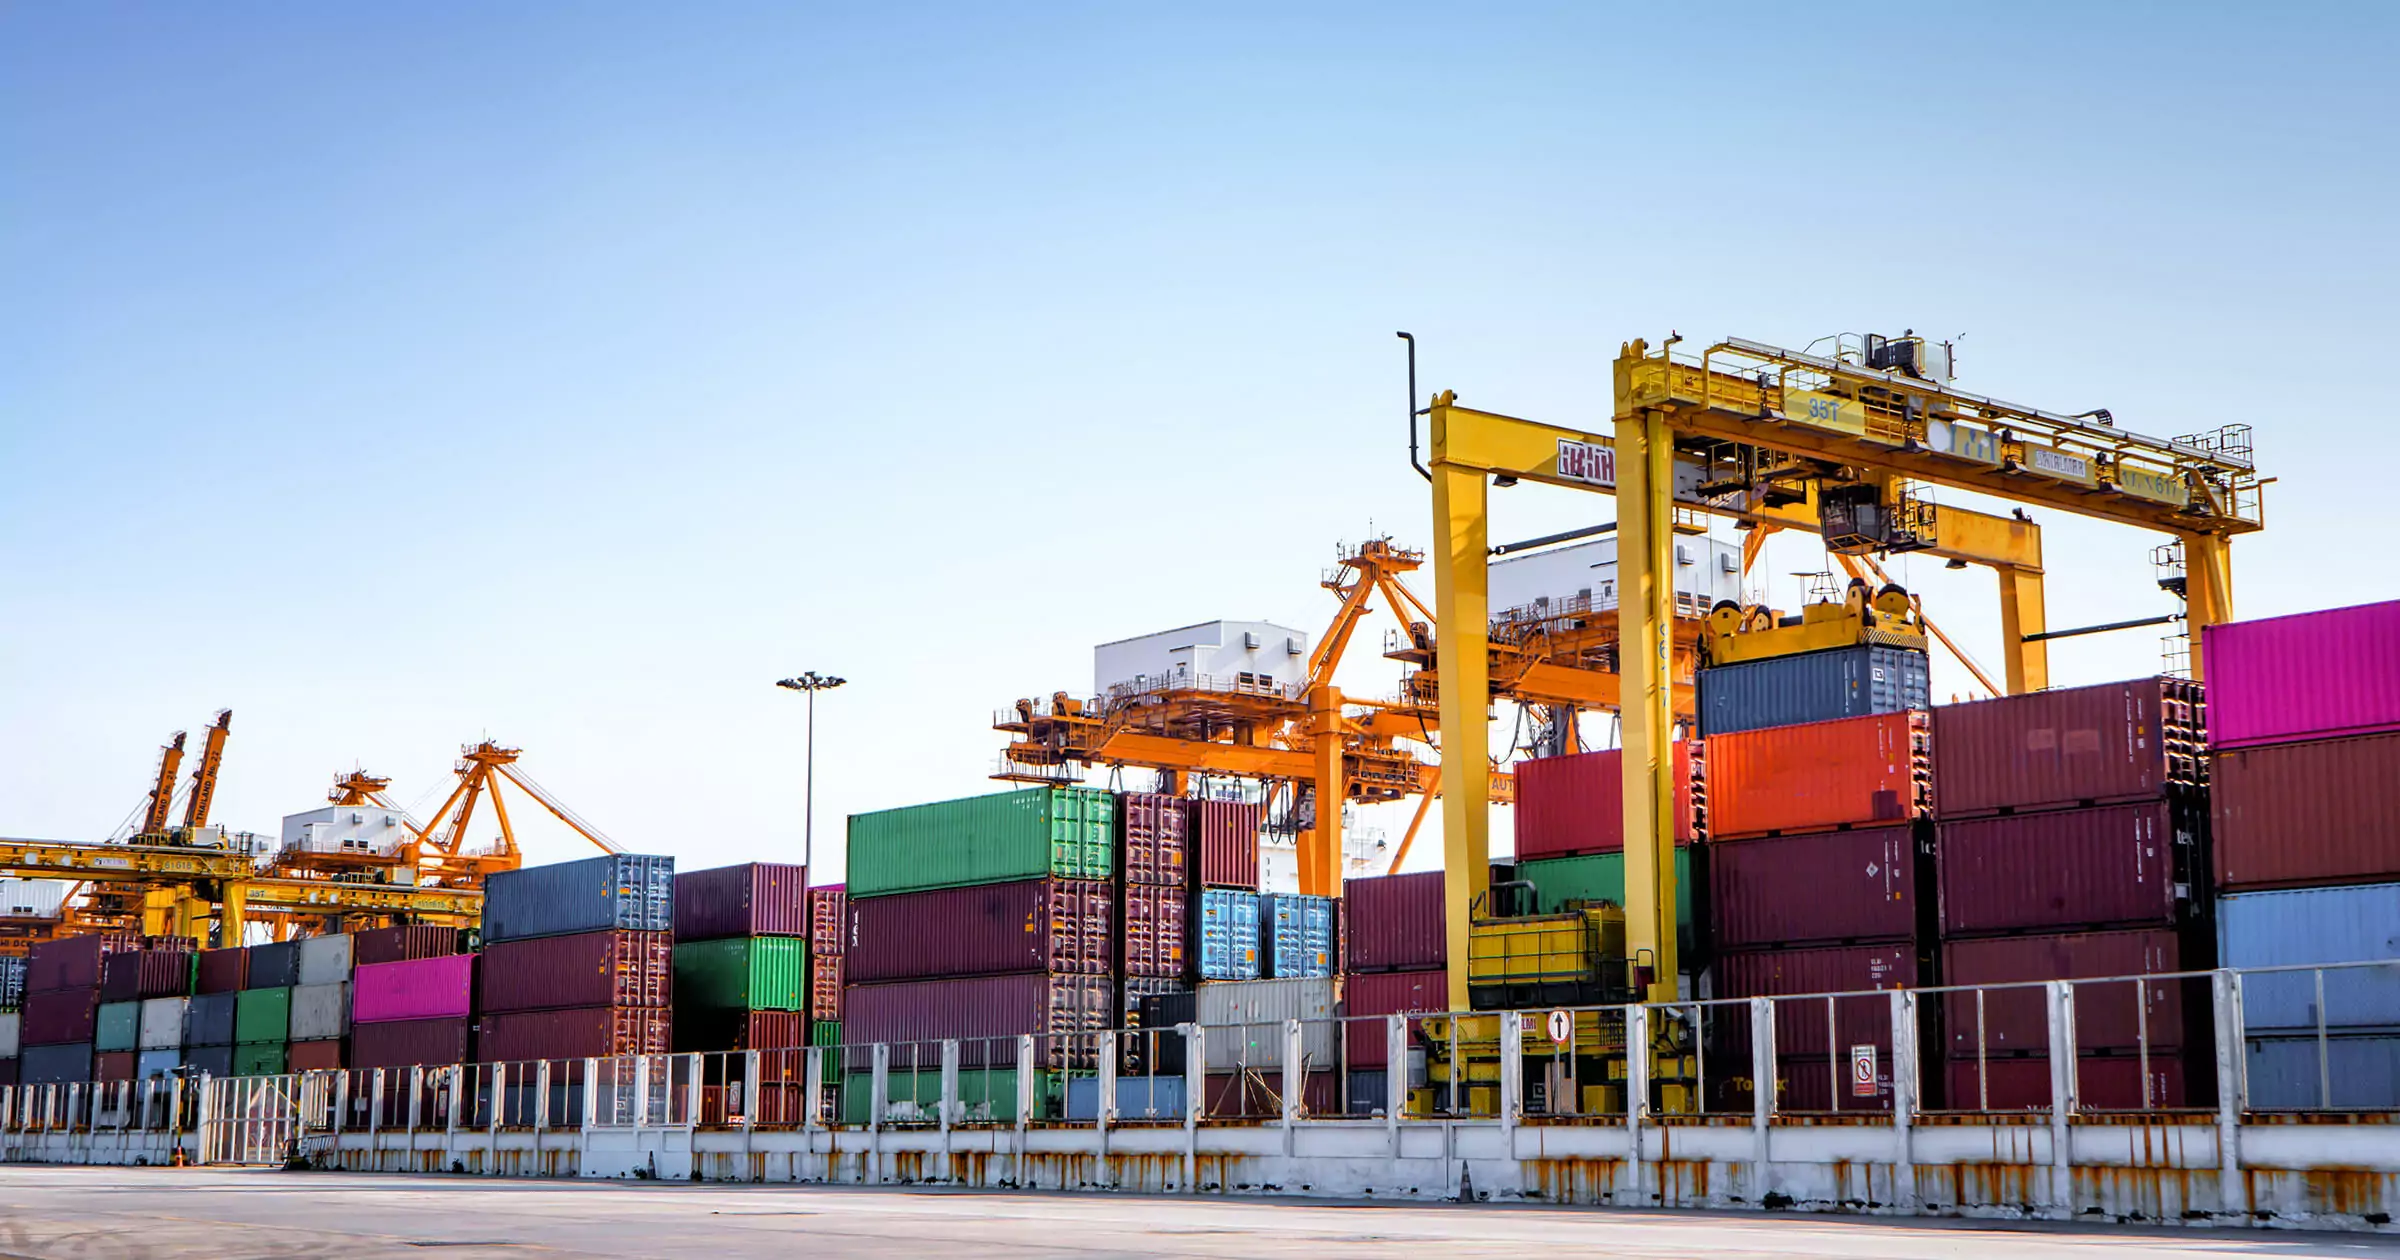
[181,710,232,832]
[139,731,187,837]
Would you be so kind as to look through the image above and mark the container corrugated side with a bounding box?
[21,988,99,1046]
[841,1066,1058,1125]
[137,997,186,1050]
[1709,827,1916,949]
[0,1012,19,1059]
[674,862,810,942]
[1192,976,1337,1072]
[184,992,237,1046]
[100,950,191,1003]
[846,787,1114,897]
[2204,600,2400,749]
[1066,1073,1188,1122]
[1945,1056,2187,1113]
[244,941,300,989]
[1514,744,1698,858]
[1713,943,1917,1054]
[2213,731,2400,890]
[1703,711,1929,840]
[808,885,847,956]
[1119,792,1190,888]
[480,929,673,1014]
[1343,871,1445,972]
[1260,893,1335,979]
[352,955,474,1023]
[672,937,810,1011]
[1196,889,1261,981]
[1930,677,2205,818]
[1940,929,2190,1054]
[94,1001,139,1052]
[482,853,675,943]
[845,878,1112,983]
[1517,850,1698,951]
[25,933,136,994]
[288,982,351,1041]
[1938,800,2184,936]
[351,1016,472,1069]
[194,946,247,994]
[1191,799,1262,890]
[478,1006,670,1062]
[1120,882,1188,979]
[2219,884,2400,1030]
[841,973,1111,1069]
[1696,643,1929,738]
[234,986,291,1043]
[2244,1035,2400,1109]
[1342,967,1446,1068]
[349,925,459,967]
[295,934,354,987]
[674,1009,811,1052]
[21,1042,92,1084]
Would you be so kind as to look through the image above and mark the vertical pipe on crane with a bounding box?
[1429,402,1491,1013]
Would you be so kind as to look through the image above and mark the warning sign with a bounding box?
[1547,1009,1573,1045]
[1850,1044,1879,1097]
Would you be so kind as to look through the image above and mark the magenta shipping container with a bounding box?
[478,1006,671,1062]
[845,878,1112,983]
[1120,882,1188,978]
[1344,871,1445,972]
[351,1016,473,1070]
[1120,792,1190,887]
[2213,730,2400,890]
[20,987,101,1046]
[1710,826,1918,949]
[1941,929,2188,1054]
[1514,744,1699,859]
[808,885,847,956]
[194,947,247,994]
[26,933,138,994]
[675,862,809,942]
[1937,801,2182,936]
[480,929,672,1014]
[1714,943,1917,1055]
[2204,599,2400,749]
[352,955,474,1023]
[1343,967,1446,1068]
[843,972,1111,1069]
[1192,799,1262,890]
[1930,677,2205,818]
[350,925,459,967]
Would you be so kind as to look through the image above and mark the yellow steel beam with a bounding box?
[239,878,482,918]
[1086,731,1316,779]
[0,838,256,882]
[1428,423,1492,1012]
[1302,683,1345,896]
[1615,405,1680,1002]
[2179,531,2236,679]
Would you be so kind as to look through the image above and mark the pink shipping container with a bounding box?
[674,862,809,942]
[2213,730,2400,890]
[1514,744,1699,859]
[810,953,844,1020]
[479,1006,671,1062]
[1191,799,1262,890]
[1929,677,2205,818]
[1937,801,2182,936]
[351,1016,472,1069]
[1343,968,1446,1068]
[1945,1055,2187,1112]
[1710,826,1919,949]
[1703,712,1929,840]
[195,947,247,994]
[26,933,138,994]
[2204,600,2400,749]
[843,972,1111,1069]
[20,987,100,1046]
[1344,871,1445,972]
[1120,792,1191,887]
[808,885,847,956]
[352,955,474,1023]
[480,929,672,1014]
[1120,882,1188,978]
[1941,929,2189,1054]
[1713,943,1917,1055]
[845,878,1113,983]
[350,925,459,967]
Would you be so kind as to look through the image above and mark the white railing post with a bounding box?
[869,1043,889,1130]
[1385,1014,1407,1143]
[581,1059,598,1130]
[534,1061,550,1132]
[803,1048,824,1134]
[1097,1029,1119,1142]
[1889,990,1917,1209]
[1625,1003,1651,1209]
[2212,969,2244,1214]
[741,1050,760,1140]
[1498,1010,1523,1126]
[939,1040,959,1133]
[1750,996,1774,1197]
[1181,1023,1203,1194]
[1281,1018,1303,1139]
[1015,1035,1035,1132]
[2045,981,2076,1212]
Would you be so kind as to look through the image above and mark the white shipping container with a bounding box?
[0,878,71,919]
[138,997,189,1051]
[296,934,354,987]
[0,1011,18,1058]
[1192,977,1337,1072]
[290,983,350,1042]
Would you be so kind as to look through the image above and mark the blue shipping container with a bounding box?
[2220,884,2400,1031]
[2245,1035,2400,1110]
[184,1044,234,1078]
[21,1042,91,1084]
[1065,1073,1189,1121]
[1196,889,1261,981]
[481,854,675,944]
[1696,644,1930,738]
[136,1048,182,1079]
[1260,893,1335,979]
[185,991,238,1047]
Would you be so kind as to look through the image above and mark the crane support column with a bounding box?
[1429,422,1492,1012]
[1615,406,1680,1002]
[1303,683,1345,897]
[2178,531,2236,680]
[218,881,247,949]
[1997,566,2051,695]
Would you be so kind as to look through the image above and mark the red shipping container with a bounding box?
[808,885,847,956]
[1120,883,1188,979]
[1704,712,1928,840]
[810,953,844,1021]
[1773,1054,1895,1113]
[195,947,248,995]
[2213,731,2400,891]
[1945,1055,2187,1112]
[351,1016,472,1069]
[1937,801,2182,935]
[1342,968,1446,1068]
[1711,827,1918,949]
[479,929,672,1014]
[288,1039,345,1072]
[1190,799,1262,890]
[1714,943,1916,1056]
[1202,1069,1340,1119]
[2204,600,2400,749]
[95,1050,136,1082]
[845,878,1113,982]
[674,862,809,942]
[842,973,1111,1069]
[21,987,101,1046]
[1941,930,2188,1055]
[1515,744,1699,858]
[350,925,459,967]
[26,933,138,994]
[1119,792,1191,887]
[1930,677,2205,818]
[479,1006,671,1062]
[675,1009,810,1052]
[1344,871,1445,972]
[101,950,192,1003]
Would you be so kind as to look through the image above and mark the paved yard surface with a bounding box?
[0,1168,2390,1258]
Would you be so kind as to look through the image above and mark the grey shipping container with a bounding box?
[483,853,675,943]
[0,1011,16,1058]
[185,991,238,1047]
[22,1042,92,1084]
[1696,643,1930,738]
[1065,1073,1188,1121]
[290,983,351,1041]
[2220,883,2400,1031]
[1193,977,1336,1073]
[2245,1035,2400,1110]
[138,997,187,1051]
[296,934,354,987]
[245,941,300,989]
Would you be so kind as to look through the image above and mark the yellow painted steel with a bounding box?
[1614,407,1680,1001]
[1466,906,1627,987]
[1429,422,1492,1012]
[2178,530,2235,679]
[0,838,255,881]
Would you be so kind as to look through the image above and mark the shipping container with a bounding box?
[0,1011,17,1058]
[290,983,350,1042]
[244,941,300,990]
[2244,1035,2400,1110]
[296,934,354,987]
[1196,889,1262,981]
[1931,677,2206,818]
[1201,1069,1342,1119]
[21,1042,92,1084]
[673,937,810,1011]
[1696,643,1930,738]
[1941,930,2190,1054]
[352,955,475,1023]
[136,1047,182,1079]
[349,925,460,967]
[839,1066,1057,1125]
[1944,1055,2188,1112]
[674,1008,811,1052]
[232,1043,285,1076]
[137,997,187,1051]
[1066,1073,1189,1121]
[2220,884,2400,1031]
[94,1001,138,1052]
[479,1006,671,1062]
[483,853,675,943]
[2205,600,2400,749]
[1713,943,1917,1055]
[235,987,291,1044]
[1120,883,1189,979]
[1518,850,1700,951]
[0,955,24,1010]
[845,878,1112,983]
[1514,744,1700,858]
[1342,967,1446,1069]
[1192,976,1338,1072]
[183,1044,233,1078]
[2214,732,2400,891]
[1191,799,1262,890]
[1119,792,1190,888]
[1703,712,1929,840]
[1714,827,1916,953]
[1937,801,2184,936]
[195,947,248,994]
[185,992,237,1046]
[100,950,192,1003]
[1260,894,1335,979]
[847,788,1114,897]
[351,1016,472,1069]
[810,953,843,1021]
[287,1039,344,1072]
[93,1050,135,1082]
[675,862,810,942]
[21,987,99,1046]
[841,973,1111,1069]
[25,933,137,994]
[808,885,847,956]
[811,1019,842,1047]
[482,929,674,1014]
[1343,872,1445,973]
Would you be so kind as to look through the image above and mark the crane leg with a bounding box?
[2178,531,2235,679]
[1302,685,1345,896]
[1430,459,1492,1012]
[1996,565,2051,695]
[1617,408,1680,1003]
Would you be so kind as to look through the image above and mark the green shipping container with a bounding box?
[233,1042,287,1077]
[846,787,1115,896]
[674,937,810,1012]
[95,1001,141,1052]
[234,987,293,1044]
[839,1067,1058,1125]
[809,1020,842,1047]
[1518,850,1701,952]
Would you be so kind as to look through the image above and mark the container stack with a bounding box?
[2203,600,2400,1108]
[673,862,808,1052]
[1115,793,1190,1052]
[1930,677,2209,1110]
[0,955,25,1087]
[21,933,138,1084]
[1513,744,1703,957]
[289,934,354,1072]
[98,939,193,1083]
[477,853,676,1062]
[1339,870,1447,1109]
[187,945,246,1077]
[350,928,474,1070]
[236,940,299,1076]
[807,883,846,1045]
[1190,799,1265,982]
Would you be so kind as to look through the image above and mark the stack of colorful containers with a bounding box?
[21,933,138,1084]
[477,854,676,1062]
[97,938,193,1082]
[350,926,474,1070]
[1191,798,1264,982]
[0,955,23,1087]
[2204,599,2400,1108]
[672,862,809,1052]
[807,883,845,1047]
[289,934,354,1072]
[1116,792,1190,1034]
[1340,870,1447,1111]
[236,939,300,1076]
[187,945,246,1077]
[1930,677,2209,1110]
[1512,744,1703,958]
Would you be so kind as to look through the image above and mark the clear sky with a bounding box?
[5,4,2394,878]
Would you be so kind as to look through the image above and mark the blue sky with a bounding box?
[4,4,2393,876]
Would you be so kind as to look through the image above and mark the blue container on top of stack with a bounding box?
[1196,889,1260,981]
[1259,893,1334,979]
[1696,643,1929,738]
[482,853,675,943]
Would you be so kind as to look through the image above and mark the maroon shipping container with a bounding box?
[1344,871,1445,972]
[810,953,844,1021]
[1930,678,2206,819]
[288,1039,345,1072]
[480,929,673,1014]
[675,862,809,942]
[351,1016,472,1069]
[675,1009,810,1053]
[21,987,101,1046]
[100,950,192,1003]
[842,973,1111,1069]
[350,925,460,967]
[0,1060,18,1087]
[808,885,847,956]
[1514,744,1700,859]
[26,933,138,994]
[1938,801,2182,936]
[1713,943,1917,1055]
[2213,731,2400,891]
[1945,1055,2187,1112]
[1941,930,2188,1055]
[1191,799,1262,890]
[1203,1069,1340,1119]
[1119,792,1191,887]
[845,878,1113,983]
[479,1006,671,1063]
[1773,1054,1895,1113]
[95,1050,136,1083]
[1343,968,1446,1068]
[1710,827,1918,949]
[1120,883,1188,979]
[195,947,248,995]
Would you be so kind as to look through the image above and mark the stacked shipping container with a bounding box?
[1116,792,1190,1054]
[1513,745,1704,959]
[478,853,676,1062]
[1339,870,1445,1102]
[22,933,140,1084]
[673,862,808,1052]
[808,883,846,1045]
